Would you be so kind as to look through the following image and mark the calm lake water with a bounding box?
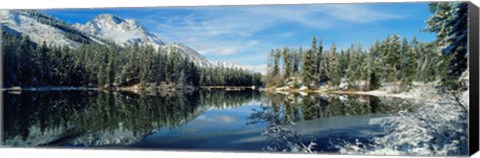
[1,90,417,153]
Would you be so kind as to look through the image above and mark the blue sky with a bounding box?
[43,3,437,74]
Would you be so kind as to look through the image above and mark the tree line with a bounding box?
[265,2,467,92]
[2,31,263,88]
[266,35,441,92]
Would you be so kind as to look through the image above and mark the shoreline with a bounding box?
[263,82,443,103]
[2,85,257,92]
[2,82,443,102]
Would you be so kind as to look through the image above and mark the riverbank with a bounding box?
[263,81,443,103]
[2,83,257,94]
[331,82,442,103]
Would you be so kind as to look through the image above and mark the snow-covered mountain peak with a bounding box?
[93,14,123,24]
[2,11,253,70]
[73,14,165,47]
[1,10,101,48]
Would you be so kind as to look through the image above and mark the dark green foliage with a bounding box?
[369,71,381,90]
[301,36,320,89]
[426,2,468,90]
[302,49,316,89]
[443,3,468,90]
[2,32,262,88]
[264,33,449,92]
[328,43,340,86]
[282,46,293,80]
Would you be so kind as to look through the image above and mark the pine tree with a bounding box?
[385,34,401,92]
[17,35,35,86]
[37,41,50,85]
[404,37,417,89]
[314,37,325,83]
[106,45,118,85]
[426,2,468,90]
[273,48,282,86]
[282,46,292,81]
[328,43,340,86]
[442,2,468,90]
[399,37,411,90]
[338,50,347,78]
[302,49,316,89]
[367,44,381,90]
[292,48,302,75]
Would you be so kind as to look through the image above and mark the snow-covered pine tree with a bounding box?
[385,34,401,92]
[302,37,318,89]
[329,43,340,86]
[283,46,293,81]
[442,2,468,90]
[399,37,411,90]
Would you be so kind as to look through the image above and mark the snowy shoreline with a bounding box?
[331,82,442,103]
[264,81,443,103]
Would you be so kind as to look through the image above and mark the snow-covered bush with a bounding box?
[335,91,469,156]
[262,123,317,153]
[247,106,317,153]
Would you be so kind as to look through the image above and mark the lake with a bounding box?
[1,90,417,153]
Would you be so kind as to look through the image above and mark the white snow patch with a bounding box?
[1,10,80,48]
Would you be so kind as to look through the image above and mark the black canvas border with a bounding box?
[468,1,479,156]
[0,14,4,146]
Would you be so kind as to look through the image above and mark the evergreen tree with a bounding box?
[442,2,468,90]
[404,38,418,89]
[367,44,381,90]
[328,43,340,86]
[292,48,302,75]
[302,42,317,89]
[106,45,119,85]
[282,46,293,81]
[272,49,282,86]
[385,34,401,92]
[399,37,411,90]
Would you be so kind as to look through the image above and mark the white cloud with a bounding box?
[324,4,404,23]
[247,40,259,46]
[242,64,268,75]
[216,48,237,55]
[141,4,408,66]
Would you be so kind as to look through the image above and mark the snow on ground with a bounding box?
[336,89,469,156]
[334,72,470,156]
[348,82,442,103]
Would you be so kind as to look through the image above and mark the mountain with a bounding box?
[73,14,217,67]
[166,43,215,67]
[0,10,105,48]
[1,10,246,70]
[73,14,165,48]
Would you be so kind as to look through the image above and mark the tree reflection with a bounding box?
[2,90,260,147]
[247,93,417,153]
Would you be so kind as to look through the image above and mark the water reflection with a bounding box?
[2,90,416,151]
[2,90,260,147]
[248,93,417,152]
[257,93,416,123]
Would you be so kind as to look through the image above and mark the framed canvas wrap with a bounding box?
[0,1,479,157]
